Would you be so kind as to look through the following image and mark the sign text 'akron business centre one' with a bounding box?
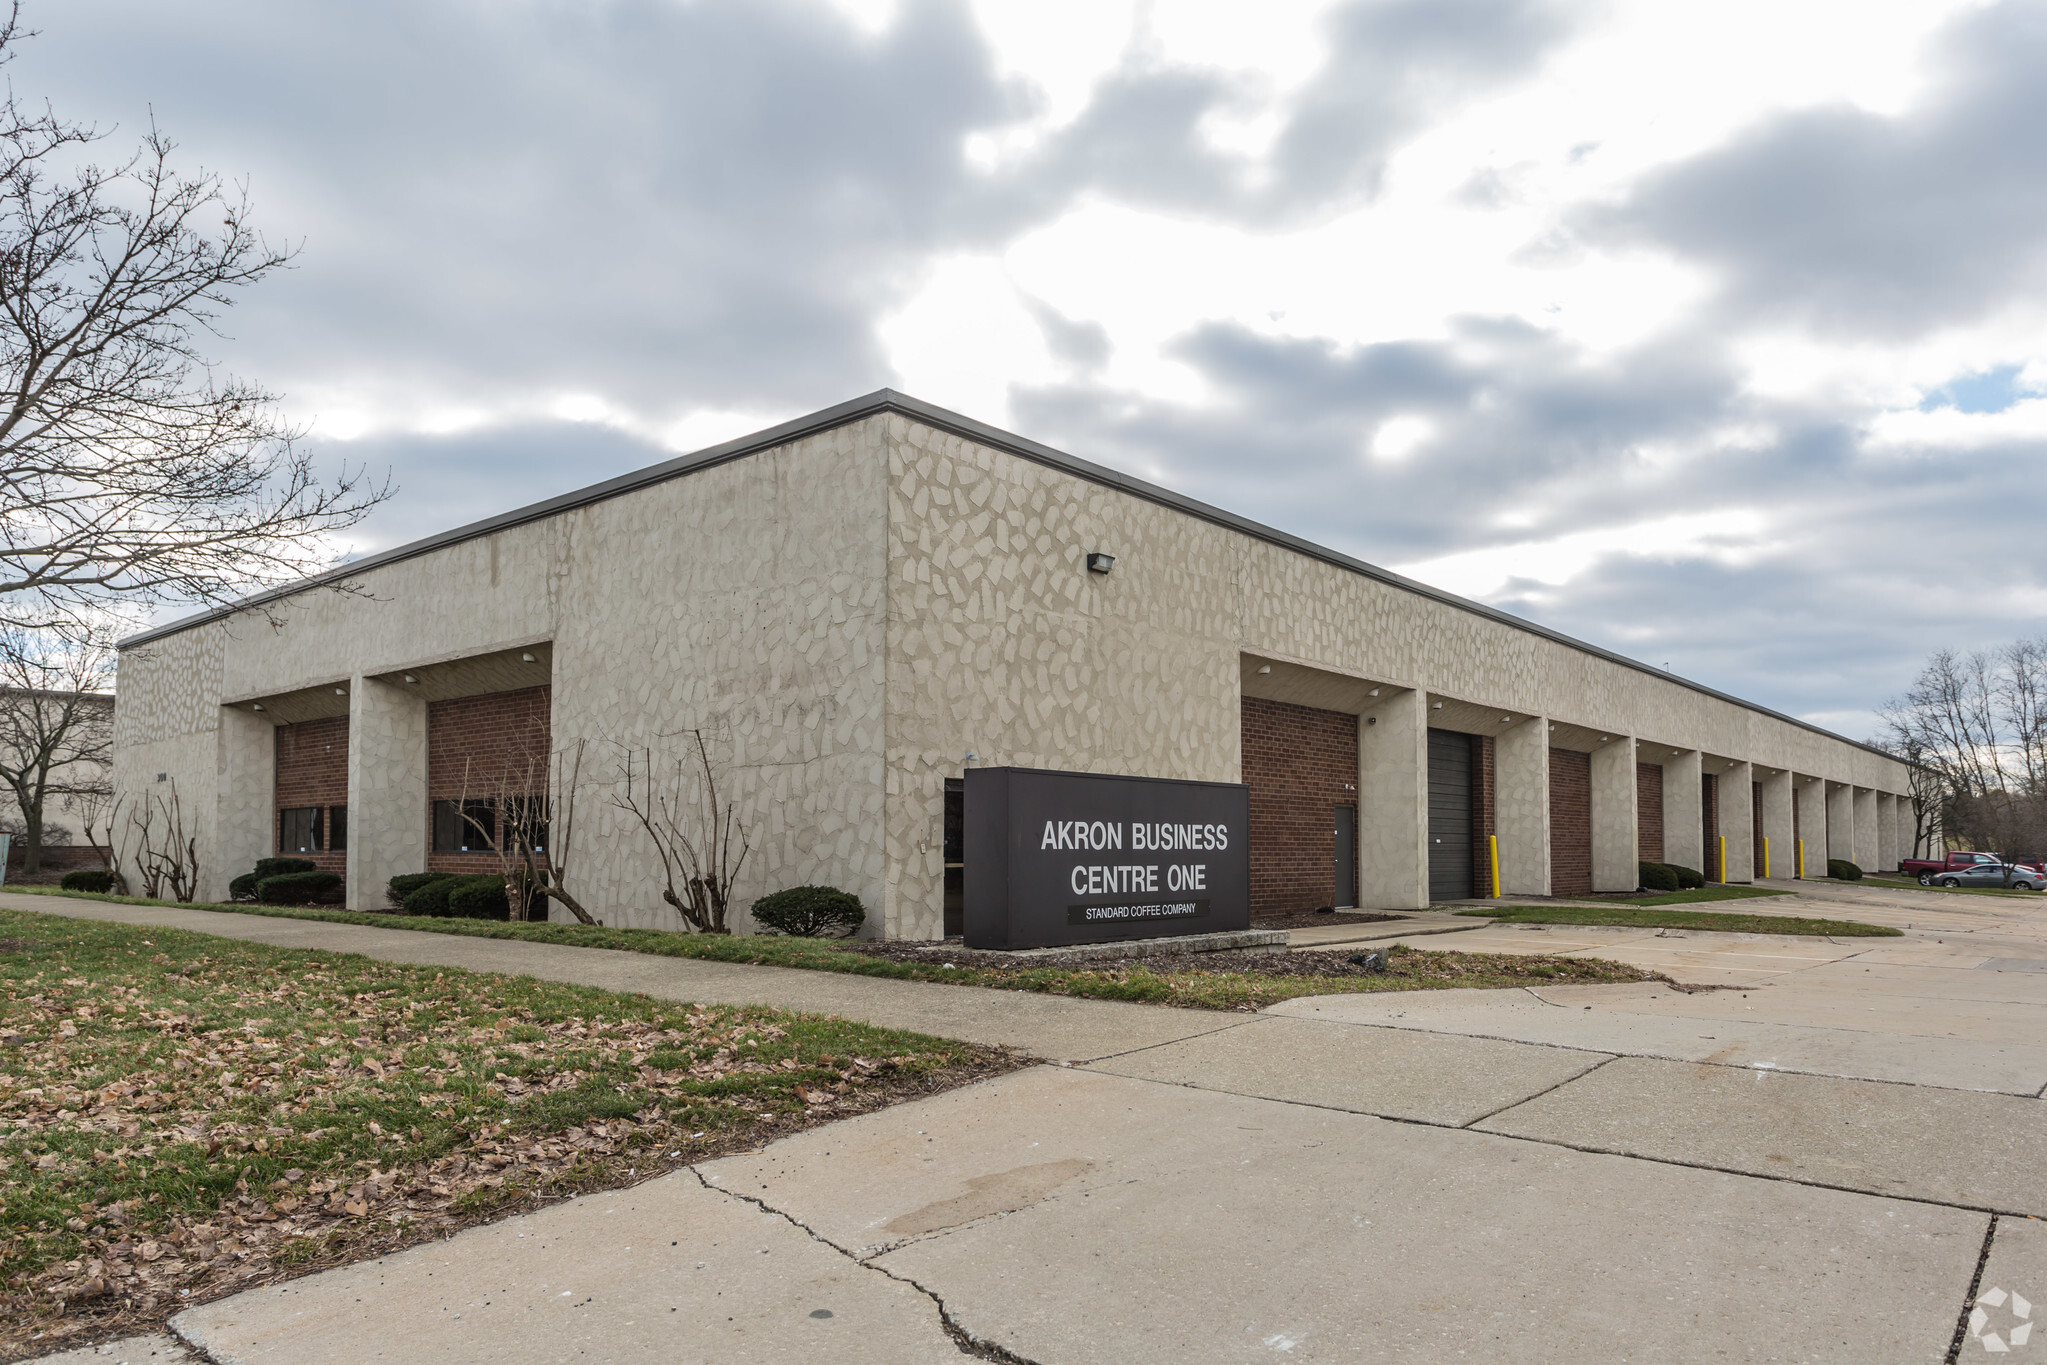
[1039,818,1229,897]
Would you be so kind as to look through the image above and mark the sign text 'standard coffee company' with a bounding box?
[964,768,1250,951]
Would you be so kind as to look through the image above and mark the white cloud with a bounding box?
[1391,509,1770,600]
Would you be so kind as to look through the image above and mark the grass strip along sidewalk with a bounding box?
[7,887,1657,1011]
[0,909,1008,1357]
[1464,904,1902,936]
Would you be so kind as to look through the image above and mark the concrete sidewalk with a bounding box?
[15,884,2047,1362]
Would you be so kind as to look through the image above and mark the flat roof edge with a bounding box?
[117,388,1901,765]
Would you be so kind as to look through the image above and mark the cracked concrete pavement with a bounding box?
[13,880,2047,1362]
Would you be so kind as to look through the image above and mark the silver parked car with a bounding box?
[1937,862,2047,890]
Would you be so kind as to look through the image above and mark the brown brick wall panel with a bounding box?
[1549,748,1592,897]
[1242,696,1358,915]
[1637,762,1664,864]
[273,717,348,873]
[1472,734,1497,894]
[427,686,552,875]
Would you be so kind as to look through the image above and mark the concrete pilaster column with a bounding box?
[213,705,276,903]
[1758,769,1794,880]
[1876,792,1901,873]
[1358,687,1428,910]
[1661,750,1704,873]
[1826,782,1857,864]
[346,675,428,913]
[1494,716,1550,895]
[1589,736,1638,892]
[1794,777,1827,877]
[1716,760,1754,882]
[1854,788,1879,871]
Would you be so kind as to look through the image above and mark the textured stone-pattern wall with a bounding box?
[1549,748,1592,897]
[1495,718,1550,895]
[549,418,890,932]
[115,415,891,930]
[880,417,1911,934]
[1472,734,1496,894]
[1241,696,1359,914]
[1637,763,1665,863]
[274,717,348,873]
[111,624,231,898]
[113,403,1917,936]
[1718,762,1754,882]
[427,686,551,876]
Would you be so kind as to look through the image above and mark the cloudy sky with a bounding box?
[18,0,2047,736]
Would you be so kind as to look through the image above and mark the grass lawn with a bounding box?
[1462,904,1901,936]
[1621,886,1793,906]
[0,908,1007,1356]
[2,887,1663,1011]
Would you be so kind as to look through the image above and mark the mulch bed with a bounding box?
[845,940,1629,982]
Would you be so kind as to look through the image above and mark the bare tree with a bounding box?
[1880,639,2047,873]
[73,786,123,890]
[616,730,752,934]
[0,7,387,632]
[452,736,599,925]
[0,623,111,872]
[128,779,197,901]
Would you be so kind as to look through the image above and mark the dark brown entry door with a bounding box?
[1334,805,1357,908]
[1428,730,1474,900]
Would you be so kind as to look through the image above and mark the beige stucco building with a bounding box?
[112,391,1917,936]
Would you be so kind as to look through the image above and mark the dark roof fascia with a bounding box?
[118,388,1899,765]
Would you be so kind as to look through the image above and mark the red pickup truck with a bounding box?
[1898,851,2047,885]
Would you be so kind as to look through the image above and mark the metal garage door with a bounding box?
[1428,729,1474,901]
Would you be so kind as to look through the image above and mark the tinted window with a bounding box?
[432,799,495,853]
[327,805,347,852]
[279,807,321,854]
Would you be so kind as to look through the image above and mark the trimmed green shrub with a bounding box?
[254,857,316,880]
[404,876,459,917]
[256,870,343,905]
[750,885,867,938]
[388,871,455,908]
[1666,864,1706,890]
[229,873,260,902]
[1638,861,1680,893]
[446,875,511,921]
[59,869,114,893]
[1828,859,1864,881]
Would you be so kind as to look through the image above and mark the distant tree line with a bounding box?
[1877,641,2047,859]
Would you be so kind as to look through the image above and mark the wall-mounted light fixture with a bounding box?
[1366,688,1379,697]
[521,652,537,662]
[1500,716,1512,724]
[1085,552,1115,574]
[1365,717,1377,726]
[251,703,264,711]
[334,687,347,696]
[1257,665,1271,674]
[403,674,418,684]
[964,751,979,763]
[1599,736,1610,743]
[1670,750,1680,756]
[1431,701,1443,710]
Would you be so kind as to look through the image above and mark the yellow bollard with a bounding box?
[1718,835,1727,884]
[1762,836,1770,880]
[1488,834,1501,898]
[1796,838,1805,879]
